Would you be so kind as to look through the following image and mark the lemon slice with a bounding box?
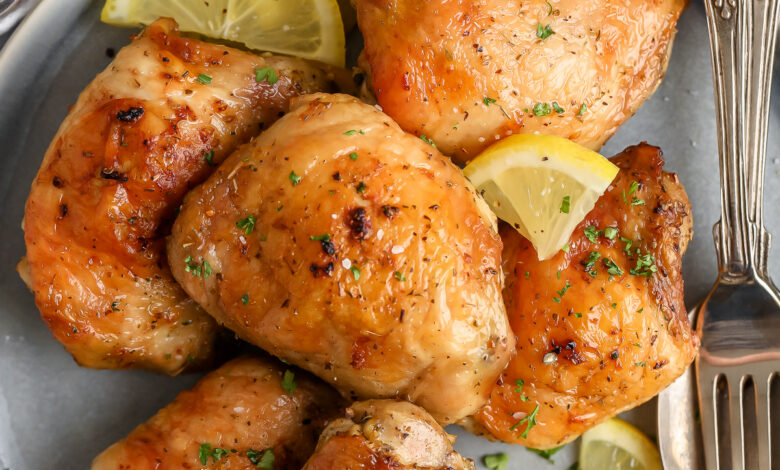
[101,0,345,66]
[463,134,618,260]
[579,418,663,470]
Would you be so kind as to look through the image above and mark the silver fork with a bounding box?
[696,1,780,469]
[0,0,38,37]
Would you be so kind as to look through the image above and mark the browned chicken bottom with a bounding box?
[303,400,474,470]
[19,18,355,374]
[167,93,514,424]
[355,0,686,163]
[465,143,698,448]
[91,356,343,469]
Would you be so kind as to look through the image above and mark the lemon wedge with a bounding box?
[579,418,663,470]
[101,0,346,66]
[463,134,618,260]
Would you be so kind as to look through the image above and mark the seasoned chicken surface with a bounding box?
[20,18,355,374]
[303,400,475,470]
[465,144,698,448]
[91,356,342,469]
[168,93,513,424]
[355,0,685,163]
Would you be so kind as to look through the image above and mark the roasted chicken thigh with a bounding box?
[466,143,698,448]
[168,93,513,424]
[92,356,342,469]
[303,400,474,470]
[356,0,686,163]
[20,18,354,373]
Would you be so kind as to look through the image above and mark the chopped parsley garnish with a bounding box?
[236,215,256,235]
[356,181,367,194]
[482,453,509,470]
[483,96,497,106]
[553,280,572,303]
[111,301,120,311]
[198,444,212,465]
[198,444,234,465]
[204,150,215,166]
[636,361,647,367]
[532,102,552,116]
[310,233,331,242]
[184,256,212,278]
[611,302,618,309]
[574,312,583,318]
[603,227,619,240]
[536,23,555,40]
[281,370,297,394]
[630,252,658,277]
[546,0,554,15]
[610,350,619,360]
[603,258,624,276]
[484,453,509,470]
[254,67,278,84]
[528,446,564,462]
[560,195,571,214]
[241,293,249,305]
[514,380,530,401]
[581,251,602,276]
[420,134,437,147]
[561,243,570,253]
[552,101,565,114]
[525,271,531,280]
[247,448,275,469]
[344,129,364,136]
[197,73,212,84]
[577,103,588,117]
[350,265,361,281]
[510,404,540,438]
[394,271,407,281]
[620,236,633,252]
[289,171,302,186]
[584,225,599,243]
[625,180,645,206]
[349,152,358,161]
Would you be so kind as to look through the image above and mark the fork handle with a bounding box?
[705,0,780,281]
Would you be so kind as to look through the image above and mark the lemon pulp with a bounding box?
[463,134,618,260]
[579,418,663,470]
[101,0,345,66]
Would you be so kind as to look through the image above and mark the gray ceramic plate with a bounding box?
[1,1,779,469]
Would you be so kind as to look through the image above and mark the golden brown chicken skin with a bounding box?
[91,355,342,469]
[465,143,698,448]
[20,18,355,374]
[168,93,513,424]
[303,400,475,470]
[355,0,685,163]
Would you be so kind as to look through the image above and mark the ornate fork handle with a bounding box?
[705,0,780,281]
[745,0,780,277]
